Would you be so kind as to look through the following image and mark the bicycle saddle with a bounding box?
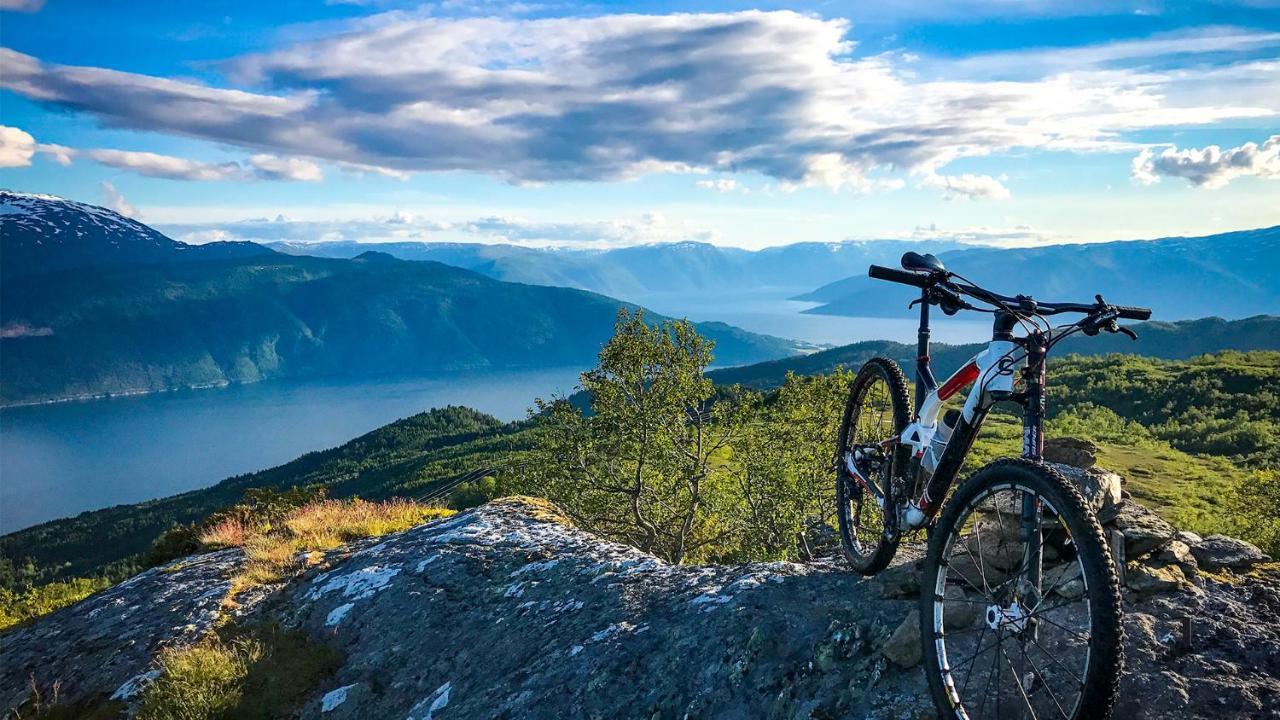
[901,251,946,274]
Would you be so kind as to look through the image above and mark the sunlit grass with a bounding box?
[202,498,454,590]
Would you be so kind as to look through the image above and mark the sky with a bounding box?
[1,0,1278,250]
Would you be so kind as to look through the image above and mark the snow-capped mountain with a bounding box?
[1,190,272,280]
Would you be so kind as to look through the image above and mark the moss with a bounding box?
[493,496,575,527]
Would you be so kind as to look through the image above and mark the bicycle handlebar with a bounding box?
[867,264,933,289]
[865,264,1153,321]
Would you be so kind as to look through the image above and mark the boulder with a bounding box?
[1051,463,1124,518]
[1156,540,1199,574]
[1126,562,1187,596]
[941,585,981,630]
[1045,561,1086,599]
[881,609,921,667]
[1043,437,1100,469]
[877,558,922,599]
[1190,535,1270,571]
[1108,500,1177,558]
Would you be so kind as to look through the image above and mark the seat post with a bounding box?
[915,288,935,414]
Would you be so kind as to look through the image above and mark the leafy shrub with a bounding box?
[1233,470,1280,556]
[0,576,113,631]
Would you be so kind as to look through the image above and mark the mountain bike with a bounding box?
[835,251,1151,720]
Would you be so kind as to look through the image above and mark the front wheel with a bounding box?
[835,357,910,575]
[920,457,1124,720]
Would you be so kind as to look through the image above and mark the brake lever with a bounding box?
[1116,325,1138,341]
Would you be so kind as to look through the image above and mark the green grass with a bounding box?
[137,624,340,720]
[0,576,114,632]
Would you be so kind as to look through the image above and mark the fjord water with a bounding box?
[0,368,583,533]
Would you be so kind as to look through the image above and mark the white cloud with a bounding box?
[158,211,720,248]
[37,143,75,166]
[905,223,1062,248]
[919,171,1012,200]
[0,0,46,12]
[0,125,36,167]
[248,153,324,182]
[81,147,327,182]
[2,13,1277,195]
[695,178,740,193]
[87,149,243,181]
[99,181,139,218]
[1131,135,1280,189]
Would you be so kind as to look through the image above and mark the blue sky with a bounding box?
[2,0,1278,249]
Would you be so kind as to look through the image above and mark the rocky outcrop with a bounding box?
[1,549,245,711]
[3,493,1277,719]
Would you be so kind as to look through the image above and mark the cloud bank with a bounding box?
[1131,135,1280,188]
[4,12,1276,197]
[157,211,719,248]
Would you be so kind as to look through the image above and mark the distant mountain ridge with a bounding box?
[0,195,803,405]
[797,226,1280,321]
[0,190,272,280]
[708,315,1280,388]
[263,238,974,301]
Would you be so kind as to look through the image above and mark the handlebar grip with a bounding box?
[868,264,931,289]
[1115,305,1152,321]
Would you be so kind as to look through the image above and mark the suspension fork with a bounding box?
[1020,333,1047,612]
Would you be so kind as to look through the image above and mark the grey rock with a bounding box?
[1043,437,1100,469]
[6,498,1278,720]
[1126,561,1187,596]
[1109,500,1177,558]
[0,549,246,713]
[797,516,841,561]
[1190,534,1271,571]
[1156,540,1199,573]
[881,609,921,667]
[1176,530,1204,546]
[877,558,922,599]
[1051,463,1124,518]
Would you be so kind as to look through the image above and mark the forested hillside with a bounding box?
[0,251,799,405]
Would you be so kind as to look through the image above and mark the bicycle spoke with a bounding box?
[1018,637,1072,719]
[999,643,1041,720]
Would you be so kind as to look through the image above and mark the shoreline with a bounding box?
[1,380,239,411]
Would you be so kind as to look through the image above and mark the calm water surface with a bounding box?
[0,368,583,532]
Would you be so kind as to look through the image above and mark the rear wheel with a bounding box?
[920,458,1124,720]
[835,357,911,575]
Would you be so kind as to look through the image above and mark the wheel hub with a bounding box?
[985,601,1030,634]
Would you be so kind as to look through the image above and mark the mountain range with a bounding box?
[796,226,1280,320]
[264,226,1280,322]
[0,191,272,281]
[0,193,801,405]
[263,238,973,302]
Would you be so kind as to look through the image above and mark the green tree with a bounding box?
[1232,470,1280,556]
[727,371,850,560]
[527,309,744,563]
